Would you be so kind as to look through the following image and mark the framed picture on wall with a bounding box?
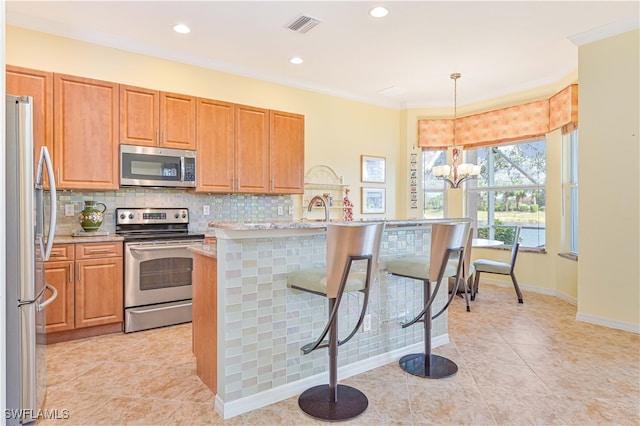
[361,155,386,183]
[361,187,385,214]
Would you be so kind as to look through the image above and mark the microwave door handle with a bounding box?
[180,157,185,183]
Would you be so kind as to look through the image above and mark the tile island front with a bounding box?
[191,219,470,419]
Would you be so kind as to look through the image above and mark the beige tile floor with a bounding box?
[39,285,639,425]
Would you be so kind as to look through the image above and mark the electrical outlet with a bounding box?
[362,314,371,332]
[277,206,284,215]
[64,204,75,217]
[288,206,294,215]
[203,205,210,216]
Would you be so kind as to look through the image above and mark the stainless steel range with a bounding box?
[116,207,204,333]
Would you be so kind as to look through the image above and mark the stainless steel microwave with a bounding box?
[120,145,196,188]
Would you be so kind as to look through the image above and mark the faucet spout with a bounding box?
[307,195,330,222]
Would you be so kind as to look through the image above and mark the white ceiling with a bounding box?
[5,1,639,109]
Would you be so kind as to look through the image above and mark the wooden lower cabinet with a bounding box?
[44,242,123,342]
[75,257,123,328]
[44,260,74,333]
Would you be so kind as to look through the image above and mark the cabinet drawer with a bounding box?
[75,242,123,259]
[48,244,75,262]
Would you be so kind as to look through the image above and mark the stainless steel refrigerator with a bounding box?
[5,95,57,425]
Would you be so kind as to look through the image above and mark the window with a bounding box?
[422,150,446,218]
[567,130,579,253]
[466,139,546,248]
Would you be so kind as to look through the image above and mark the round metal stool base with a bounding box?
[399,353,458,379]
[298,384,368,421]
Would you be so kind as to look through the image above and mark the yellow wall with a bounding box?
[5,26,401,222]
[577,29,640,329]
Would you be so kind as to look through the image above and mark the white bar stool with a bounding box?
[287,221,385,421]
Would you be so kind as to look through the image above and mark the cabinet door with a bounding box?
[120,85,159,147]
[54,73,119,190]
[75,257,123,328]
[6,65,54,187]
[270,110,305,194]
[160,92,196,150]
[44,260,74,333]
[234,104,269,193]
[195,98,235,192]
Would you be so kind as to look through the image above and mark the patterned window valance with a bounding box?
[418,84,578,149]
[549,84,578,134]
[417,118,453,150]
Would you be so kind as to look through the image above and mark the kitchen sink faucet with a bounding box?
[308,195,330,222]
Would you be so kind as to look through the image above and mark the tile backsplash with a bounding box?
[50,188,294,235]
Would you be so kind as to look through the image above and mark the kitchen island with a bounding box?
[193,218,470,419]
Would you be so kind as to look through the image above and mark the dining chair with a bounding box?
[472,226,523,303]
[387,222,468,379]
[286,221,385,421]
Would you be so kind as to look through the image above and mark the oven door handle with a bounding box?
[129,244,199,252]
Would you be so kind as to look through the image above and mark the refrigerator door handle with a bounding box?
[37,284,58,312]
[36,146,57,261]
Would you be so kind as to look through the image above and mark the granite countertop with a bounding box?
[188,243,217,258]
[208,218,469,231]
[54,234,124,244]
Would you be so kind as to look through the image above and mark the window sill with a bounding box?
[558,252,578,261]
[476,245,546,254]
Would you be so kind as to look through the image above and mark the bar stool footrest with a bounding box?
[399,353,458,379]
[298,384,368,421]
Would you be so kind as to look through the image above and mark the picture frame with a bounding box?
[361,155,386,183]
[361,187,386,214]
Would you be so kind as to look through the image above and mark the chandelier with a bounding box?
[432,73,480,188]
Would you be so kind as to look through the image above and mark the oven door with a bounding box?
[124,240,198,308]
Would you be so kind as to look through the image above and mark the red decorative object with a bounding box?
[343,188,354,221]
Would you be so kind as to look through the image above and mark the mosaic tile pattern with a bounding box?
[216,227,448,402]
[38,285,640,425]
[49,189,294,235]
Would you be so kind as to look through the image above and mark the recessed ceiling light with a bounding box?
[369,6,389,18]
[290,57,304,65]
[173,24,191,34]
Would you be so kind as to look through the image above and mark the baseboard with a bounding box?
[554,291,577,305]
[575,312,640,334]
[478,278,577,305]
[215,334,450,419]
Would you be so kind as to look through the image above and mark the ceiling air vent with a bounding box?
[285,14,321,34]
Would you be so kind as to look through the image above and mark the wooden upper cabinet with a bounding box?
[195,98,235,192]
[54,73,119,190]
[119,85,159,147]
[120,86,196,150]
[270,110,305,194]
[234,104,270,193]
[6,65,54,187]
[161,92,196,150]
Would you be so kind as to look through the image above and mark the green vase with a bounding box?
[79,201,106,232]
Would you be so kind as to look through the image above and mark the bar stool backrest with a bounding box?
[326,222,385,298]
[429,223,468,282]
